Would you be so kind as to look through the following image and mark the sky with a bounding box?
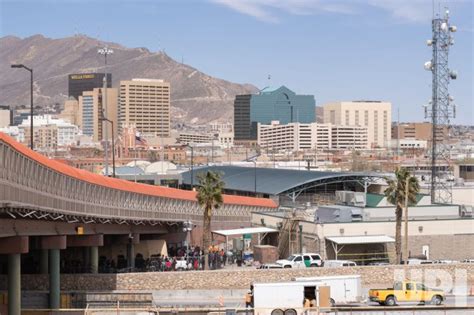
[1,0,473,124]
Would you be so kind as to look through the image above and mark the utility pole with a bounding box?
[404,176,409,265]
[98,46,113,176]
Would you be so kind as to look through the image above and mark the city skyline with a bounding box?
[0,0,473,125]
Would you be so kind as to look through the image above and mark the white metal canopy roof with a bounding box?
[326,235,395,245]
[212,227,278,237]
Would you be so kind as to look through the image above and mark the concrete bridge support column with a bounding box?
[0,236,29,315]
[127,242,135,269]
[90,246,99,274]
[67,234,104,274]
[8,254,21,315]
[49,249,60,309]
[40,249,49,274]
[40,235,67,309]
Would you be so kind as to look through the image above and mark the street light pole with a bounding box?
[184,144,194,189]
[98,46,113,177]
[404,176,410,265]
[11,64,33,150]
[252,160,257,195]
[99,116,115,178]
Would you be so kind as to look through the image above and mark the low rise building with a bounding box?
[331,125,369,150]
[257,121,368,151]
[19,115,80,150]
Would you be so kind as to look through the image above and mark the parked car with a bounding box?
[461,259,474,263]
[367,261,390,266]
[258,263,283,269]
[433,259,458,264]
[276,253,323,268]
[175,257,189,271]
[323,260,356,267]
[369,280,444,306]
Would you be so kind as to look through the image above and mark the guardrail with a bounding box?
[19,305,474,315]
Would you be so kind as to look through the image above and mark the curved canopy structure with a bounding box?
[183,165,383,196]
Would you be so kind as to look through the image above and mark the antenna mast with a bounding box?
[424,7,457,204]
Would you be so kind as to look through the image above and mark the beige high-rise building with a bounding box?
[78,88,118,142]
[0,106,12,128]
[391,122,447,142]
[119,79,170,137]
[323,101,392,148]
[58,98,80,126]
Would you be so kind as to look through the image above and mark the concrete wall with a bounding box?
[0,264,472,292]
[253,213,474,261]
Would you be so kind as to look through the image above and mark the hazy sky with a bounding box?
[1,0,473,124]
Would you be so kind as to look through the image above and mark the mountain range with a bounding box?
[0,34,257,124]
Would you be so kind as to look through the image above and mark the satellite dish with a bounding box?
[426,39,433,46]
[441,23,448,31]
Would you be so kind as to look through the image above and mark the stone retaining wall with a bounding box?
[0,264,472,291]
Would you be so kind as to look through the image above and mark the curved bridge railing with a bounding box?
[0,133,276,225]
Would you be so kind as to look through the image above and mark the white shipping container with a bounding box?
[292,275,363,305]
[253,280,322,315]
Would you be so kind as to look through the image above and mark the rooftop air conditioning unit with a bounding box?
[460,205,473,217]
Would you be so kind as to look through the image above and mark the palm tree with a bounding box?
[196,171,224,270]
[384,167,419,264]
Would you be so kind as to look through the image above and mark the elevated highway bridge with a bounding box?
[0,133,277,315]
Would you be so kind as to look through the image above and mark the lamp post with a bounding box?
[404,176,410,265]
[185,144,194,189]
[99,115,115,178]
[97,46,113,177]
[252,160,257,195]
[11,64,33,150]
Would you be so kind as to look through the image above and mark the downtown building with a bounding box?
[391,122,447,142]
[234,86,316,144]
[257,121,368,151]
[323,101,391,148]
[119,79,170,137]
[78,88,118,142]
[68,73,112,100]
[19,115,80,150]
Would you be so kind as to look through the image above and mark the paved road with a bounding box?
[153,290,474,308]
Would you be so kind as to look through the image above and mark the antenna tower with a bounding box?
[424,7,458,204]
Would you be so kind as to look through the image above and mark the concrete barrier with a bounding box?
[0,263,472,292]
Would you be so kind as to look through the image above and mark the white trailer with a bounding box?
[252,280,323,315]
[292,275,362,305]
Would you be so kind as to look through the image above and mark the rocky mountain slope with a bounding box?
[0,34,257,124]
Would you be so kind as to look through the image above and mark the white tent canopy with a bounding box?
[212,227,278,253]
[325,235,395,261]
[326,235,395,245]
[212,227,278,237]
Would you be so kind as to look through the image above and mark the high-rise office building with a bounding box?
[68,73,111,100]
[119,79,170,137]
[0,105,12,128]
[78,88,118,142]
[323,101,392,148]
[234,86,316,141]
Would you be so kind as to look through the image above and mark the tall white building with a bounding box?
[323,101,391,148]
[257,121,368,151]
[331,125,369,150]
